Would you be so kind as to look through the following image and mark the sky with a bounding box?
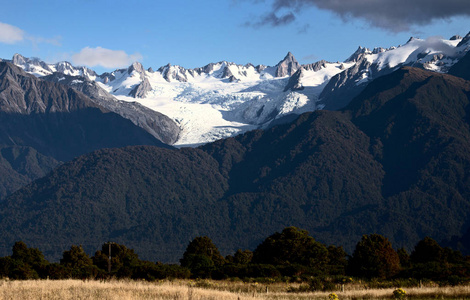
[0,0,469,74]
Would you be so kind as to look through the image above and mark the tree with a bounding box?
[61,245,93,269]
[409,237,465,280]
[397,247,411,269]
[252,227,328,272]
[180,236,225,278]
[9,241,49,279]
[93,243,140,277]
[233,249,253,265]
[60,245,98,278]
[326,245,348,275]
[347,234,400,279]
[410,237,444,264]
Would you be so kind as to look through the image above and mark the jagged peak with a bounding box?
[128,61,145,75]
[12,53,26,64]
[277,52,298,65]
[275,52,300,77]
[345,46,370,63]
[303,60,328,72]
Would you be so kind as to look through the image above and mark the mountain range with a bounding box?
[7,33,470,146]
[0,32,470,262]
[0,63,469,262]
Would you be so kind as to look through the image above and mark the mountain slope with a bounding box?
[0,145,59,199]
[0,62,170,161]
[42,72,181,144]
[346,66,470,245]
[448,49,470,80]
[0,67,469,262]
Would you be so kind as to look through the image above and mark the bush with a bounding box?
[393,288,406,299]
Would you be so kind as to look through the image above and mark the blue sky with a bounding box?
[1,0,469,74]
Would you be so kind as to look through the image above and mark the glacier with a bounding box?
[9,33,470,146]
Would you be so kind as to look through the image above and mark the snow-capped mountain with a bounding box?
[320,35,470,109]
[9,32,470,146]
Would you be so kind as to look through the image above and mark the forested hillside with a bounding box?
[0,67,469,262]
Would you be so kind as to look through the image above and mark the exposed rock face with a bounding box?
[128,62,146,78]
[126,62,153,98]
[345,46,370,63]
[12,54,54,76]
[43,73,181,145]
[0,62,97,114]
[319,58,374,110]
[275,52,300,77]
[222,66,235,79]
[283,67,305,92]
[129,77,152,98]
[450,35,462,41]
[303,60,327,72]
[159,64,189,82]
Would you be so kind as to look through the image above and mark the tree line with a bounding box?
[0,227,469,285]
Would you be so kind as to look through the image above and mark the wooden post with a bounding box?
[108,242,112,273]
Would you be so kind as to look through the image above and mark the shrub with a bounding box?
[329,293,339,300]
[393,288,406,299]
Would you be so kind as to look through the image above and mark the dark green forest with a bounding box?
[0,67,470,262]
[0,227,468,289]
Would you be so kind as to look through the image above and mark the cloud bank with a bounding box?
[0,22,25,44]
[71,47,143,69]
[252,0,470,32]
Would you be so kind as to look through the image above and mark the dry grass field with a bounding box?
[0,279,469,300]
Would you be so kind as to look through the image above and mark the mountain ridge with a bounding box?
[8,33,470,146]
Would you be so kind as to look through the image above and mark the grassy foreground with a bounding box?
[0,279,470,300]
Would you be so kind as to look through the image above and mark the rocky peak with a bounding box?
[372,47,386,54]
[11,54,53,75]
[128,62,146,77]
[12,53,27,65]
[303,60,327,72]
[158,64,188,83]
[345,46,370,63]
[450,35,463,41]
[275,52,300,77]
[56,61,75,74]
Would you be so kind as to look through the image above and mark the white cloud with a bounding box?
[72,47,143,69]
[0,22,25,44]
